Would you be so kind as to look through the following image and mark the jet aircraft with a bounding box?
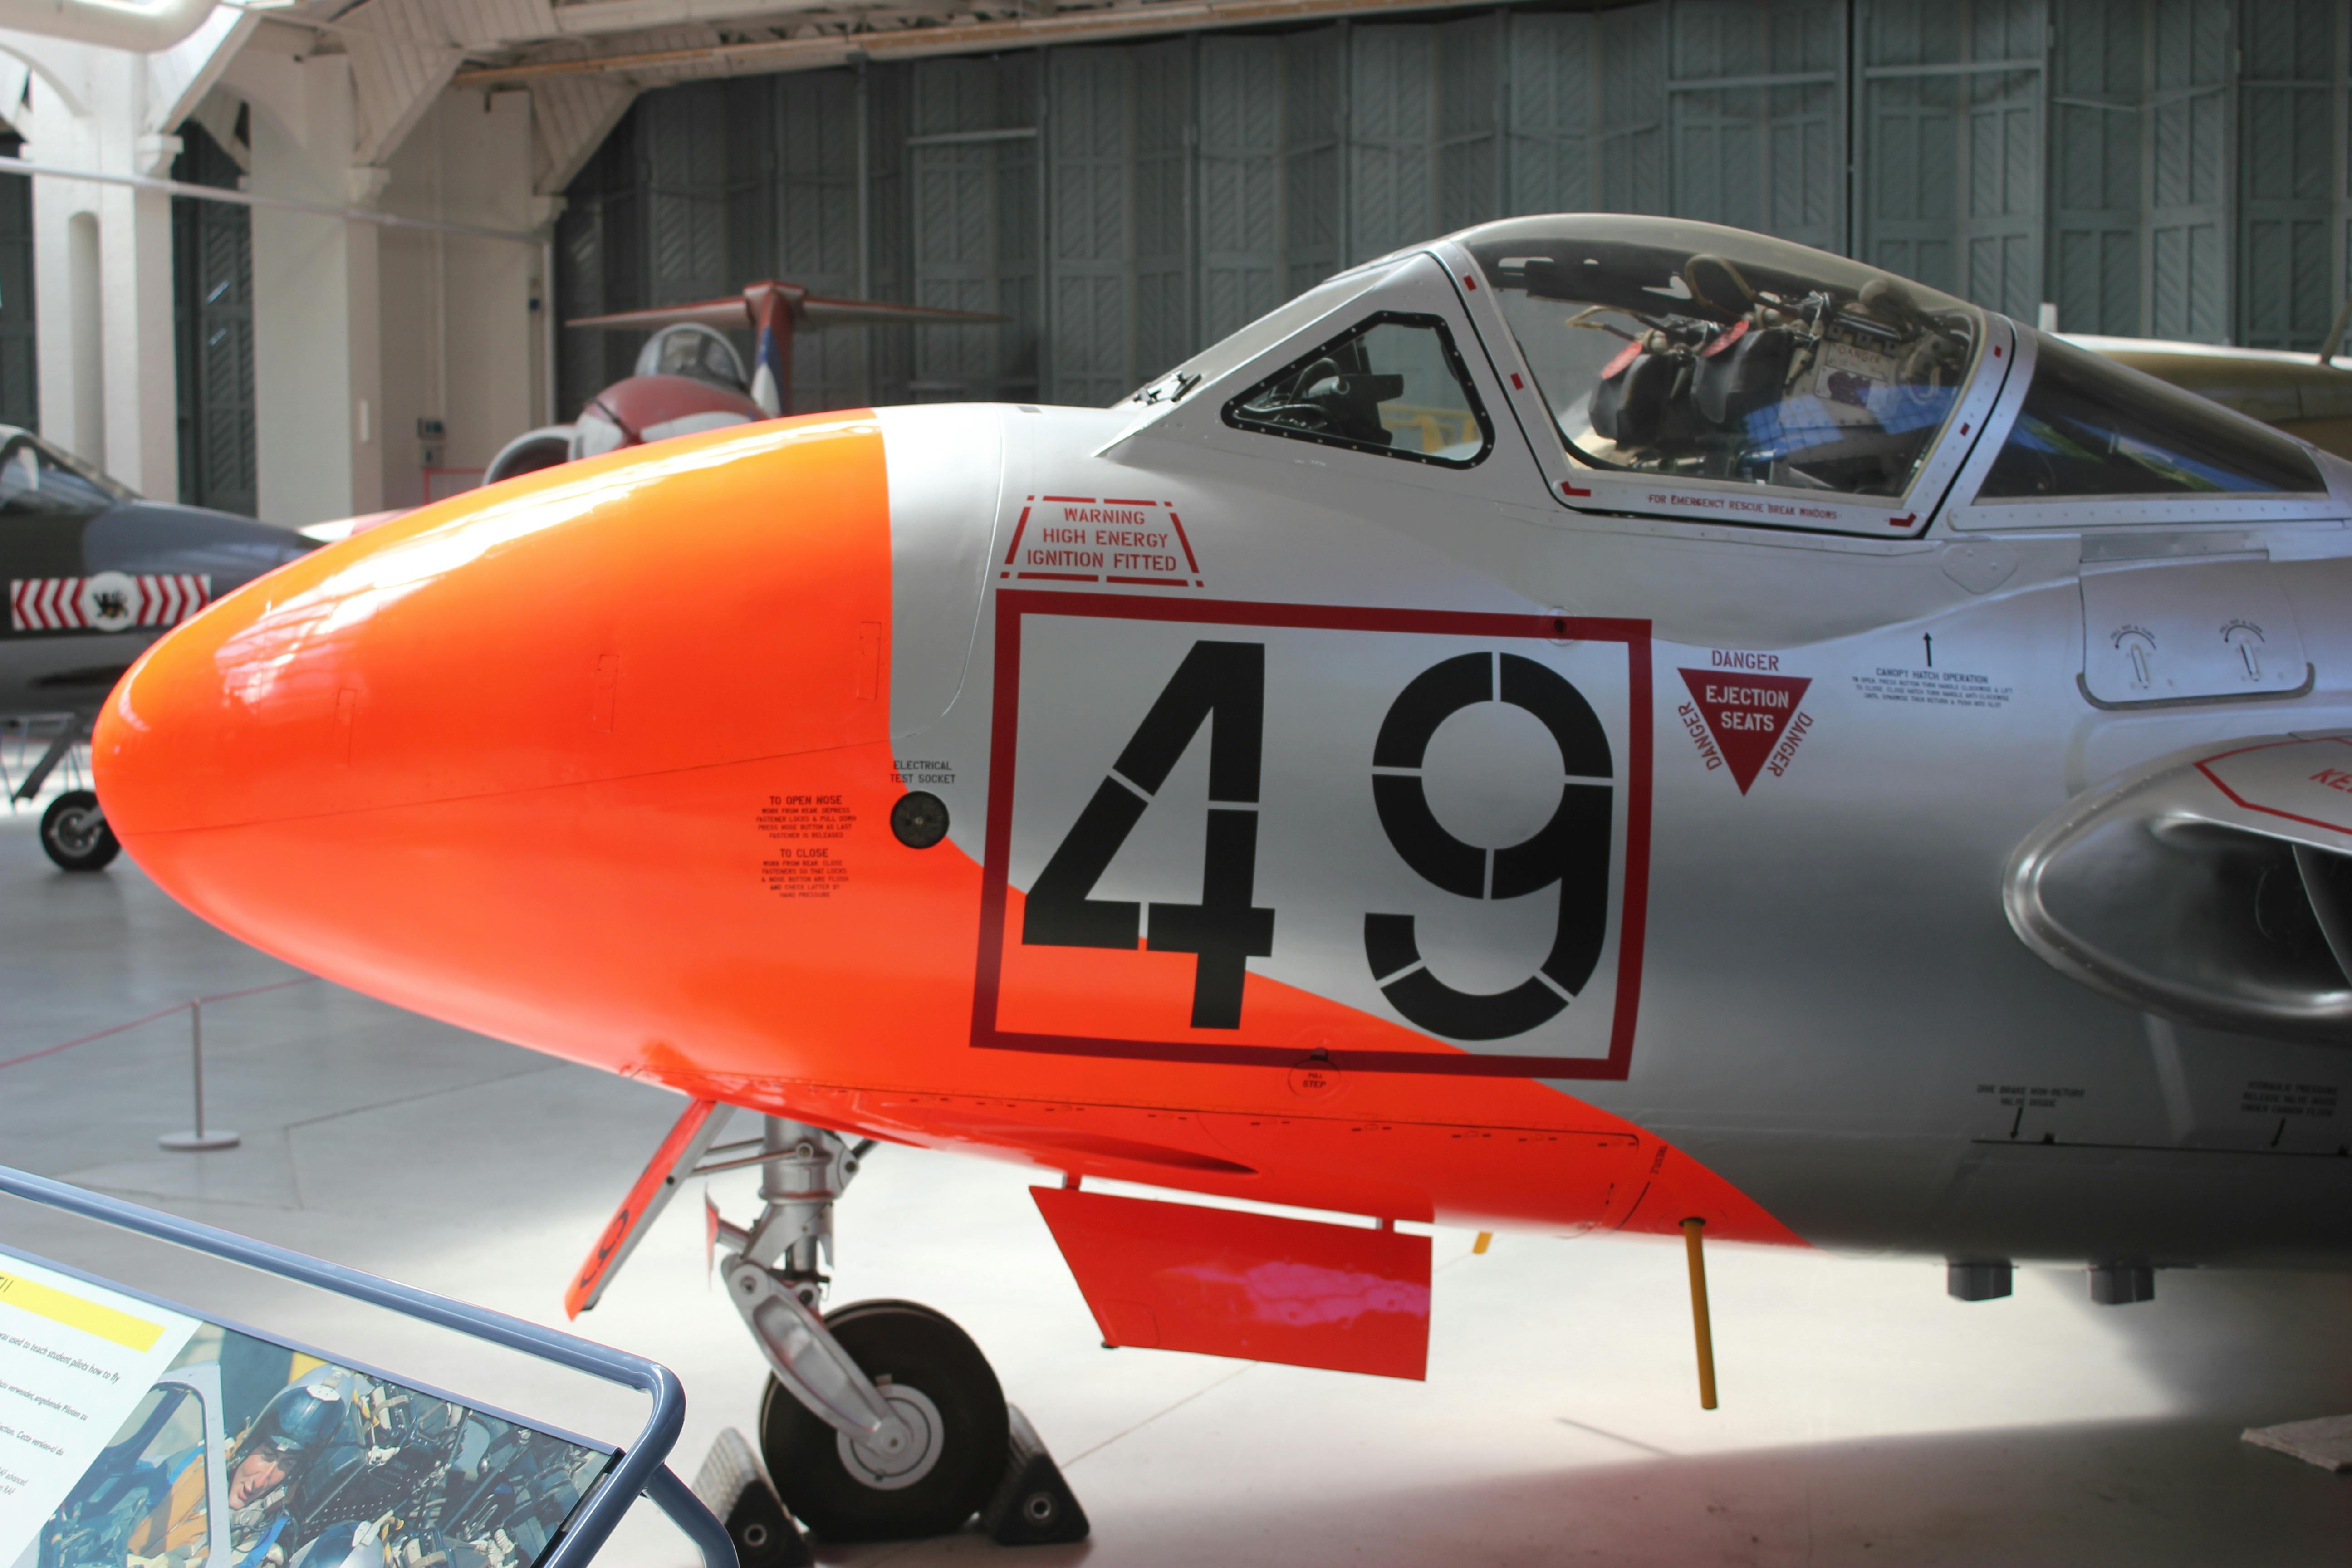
[93,214,2352,1543]
[485,282,1003,484]
[0,426,309,870]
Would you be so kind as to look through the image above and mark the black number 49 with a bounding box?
[1022,640,1613,1041]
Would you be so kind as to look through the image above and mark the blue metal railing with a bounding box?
[0,1164,735,1568]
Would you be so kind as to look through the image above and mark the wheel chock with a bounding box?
[694,1426,813,1568]
[980,1405,1089,1546]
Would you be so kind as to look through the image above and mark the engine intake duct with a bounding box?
[2006,734,2352,1042]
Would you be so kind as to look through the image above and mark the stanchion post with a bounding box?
[160,997,240,1152]
[1681,1216,1718,1411]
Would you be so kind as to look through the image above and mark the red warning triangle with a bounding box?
[1679,669,1812,794]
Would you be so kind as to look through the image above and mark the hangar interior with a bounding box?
[15,0,2352,1564]
[0,0,2350,523]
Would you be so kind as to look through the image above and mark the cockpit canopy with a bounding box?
[1462,217,1979,499]
[0,426,136,517]
[1127,212,2339,527]
[635,324,749,392]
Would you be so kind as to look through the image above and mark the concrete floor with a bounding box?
[3,801,2350,1565]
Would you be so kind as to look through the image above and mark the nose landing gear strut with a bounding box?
[570,1102,1088,1547]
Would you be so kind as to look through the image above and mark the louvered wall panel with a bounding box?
[1669,0,1845,250]
[554,194,606,418]
[194,213,255,517]
[1859,0,1958,289]
[1671,3,1764,235]
[1766,4,1846,248]
[1436,15,1500,233]
[0,136,32,432]
[774,72,861,410]
[724,77,777,300]
[720,76,774,404]
[1049,49,1135,405]
[2048,0,2141,334]
[867,64,913,407]
[1285,29,1343,296]
[599,118,647,394]
[2238,0,2339,349]
[172,125,254,517]
[1506,11,1596,216]
[1197,36,1283,345]
[2145,0,2232,342]
[910,58,1006,401]
[997,54,1045,400]
[643,85,728,305]
[1134,40,1193,387]
[1349,25,1436,265]
[1857,0,2042,316]
[557,111,646,415]
[1597,4,1668,213]
[1958,0,2043,317]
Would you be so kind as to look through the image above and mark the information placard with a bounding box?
[1,1249,611,1568]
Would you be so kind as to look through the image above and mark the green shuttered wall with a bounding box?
[558,0,2352,411]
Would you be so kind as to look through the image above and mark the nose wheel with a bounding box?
[39,790,120,871]
[758,1300,1009,1541]
[568,1105,1089,1547]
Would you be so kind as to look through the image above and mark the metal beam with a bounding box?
[452,0,1503,87]
[0,154,544,244]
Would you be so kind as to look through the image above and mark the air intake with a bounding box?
[2006,734,2352,1043]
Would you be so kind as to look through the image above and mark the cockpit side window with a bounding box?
[1466,228,1981,499]
[1223,312,1494,467]
[1977,334,2323,499]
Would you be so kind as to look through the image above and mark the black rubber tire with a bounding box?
[758,1299,1008,1543]
[39,790,119,872]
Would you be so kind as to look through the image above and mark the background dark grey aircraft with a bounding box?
[1,426,311,869]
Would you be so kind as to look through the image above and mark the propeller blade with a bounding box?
[798,294,1009,328]
[567,297,750,331]
[568,286,1004,333]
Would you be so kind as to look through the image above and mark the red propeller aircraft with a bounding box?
[485,283,1003,484]
[93,213,2352,1545]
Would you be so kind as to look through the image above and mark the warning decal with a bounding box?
[998,495,1203,589]
[1677,660,1812,794]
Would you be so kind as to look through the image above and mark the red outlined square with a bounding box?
[971,590,1653,1078]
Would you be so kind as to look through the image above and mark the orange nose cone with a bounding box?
[96,412,893,1064]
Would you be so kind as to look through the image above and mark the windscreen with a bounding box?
[1225,313,1491,466]
[634,326,747,392]
[1464,218,1982,499]
[1979,333,2324,498]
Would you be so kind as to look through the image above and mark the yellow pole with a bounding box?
[1472,1231,1492,1254]
[1681,1217,1718,1410]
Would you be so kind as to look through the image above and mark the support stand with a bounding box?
[981,1405,1090,1546]
[159,998,240,1151]
[1681,1217,1717,1411]
[694,1427,813,1568]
